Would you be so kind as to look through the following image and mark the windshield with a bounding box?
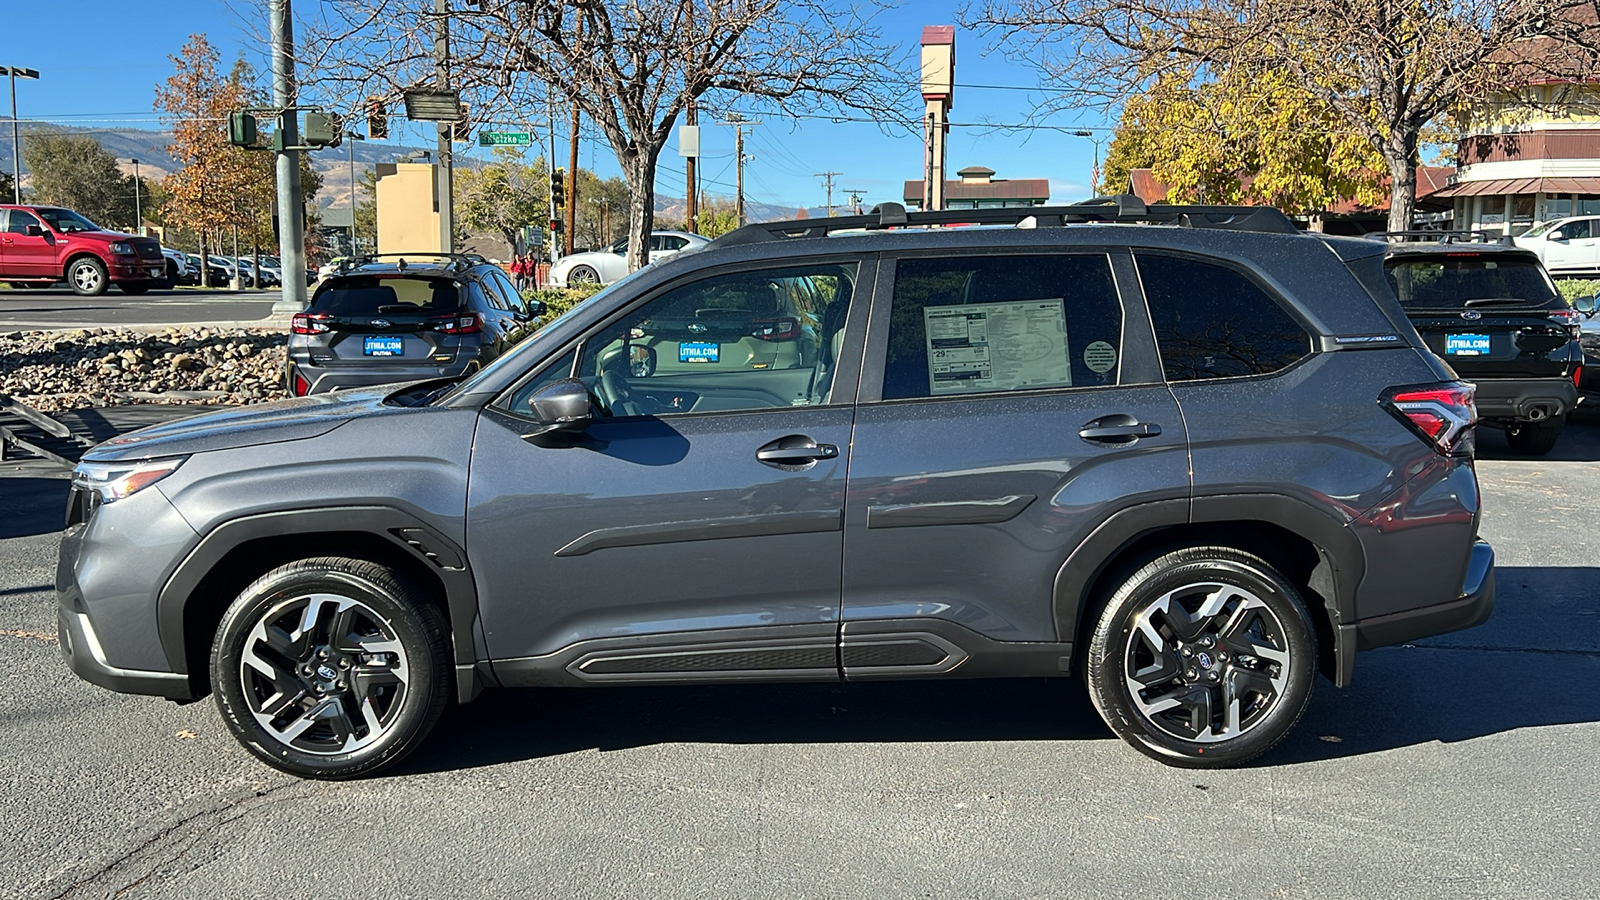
[1521,221,1555,239]
[311,275,462,316]
[35,208,102,233]
[1385,255,1558,308]
[431,266,651,404]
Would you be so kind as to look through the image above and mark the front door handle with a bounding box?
[1080,414,1162,444]
[757,435,840,465]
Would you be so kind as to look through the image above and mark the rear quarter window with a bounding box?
[1136,254,1313,382]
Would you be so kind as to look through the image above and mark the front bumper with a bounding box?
[57,606,195,700]
[1473,376,1579,422]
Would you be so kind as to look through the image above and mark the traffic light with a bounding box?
[227,111,258,148]
[303,111,342,148]
[551,168,566,207]
[550,219,562,234]
[367,97,388,141]
[449,104,471,144]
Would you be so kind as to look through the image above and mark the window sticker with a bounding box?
[923,299,1072,395]
[1083,340,1117,374]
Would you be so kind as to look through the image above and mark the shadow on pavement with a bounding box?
[1475,412,1600,462]
[397,676,1112,775]
[0,477,70,539]
[400,564,1599,774]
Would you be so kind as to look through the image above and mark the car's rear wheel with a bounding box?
[67,257,109,296]
[568,265,600,285]
[210,557,450,779]
[1086,547,1317,768]
[1505,419,1561,456]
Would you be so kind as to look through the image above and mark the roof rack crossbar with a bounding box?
[338,251,490,273]
[708,195,1299,247]
[1363,230,1515,246]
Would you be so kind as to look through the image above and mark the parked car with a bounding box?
[1379,231,1584,455]
[0,204,165,295]
[546,230,709,286]
[184,254,231,288]
[159,247,190,287]
[59,199,1494,778]
[1514,216,1600,276]
[285,252,546,395]
[232,257,280,288]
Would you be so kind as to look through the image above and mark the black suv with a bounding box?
[286,253,545,395]
[59,199,1494,777]
[1378,232,1584,455]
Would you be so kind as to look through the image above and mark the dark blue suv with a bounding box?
[59,200,1493,777]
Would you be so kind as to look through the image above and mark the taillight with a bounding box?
[751,316,801,341]
[292,312,332,335]
[430,312,482,334]
[1383,382,1477,457]
[1550,307,1582,337]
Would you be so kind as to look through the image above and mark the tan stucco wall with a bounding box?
[375,163,442,254]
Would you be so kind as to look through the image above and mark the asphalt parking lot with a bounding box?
[0,287,279,329]
[1,414,1597,899]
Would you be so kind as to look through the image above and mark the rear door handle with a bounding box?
[757,435,840,465]
[1080,414,1162,444]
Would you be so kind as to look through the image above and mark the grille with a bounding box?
[132,239,163,260]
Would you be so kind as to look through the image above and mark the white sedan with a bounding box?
[547,230,709,287]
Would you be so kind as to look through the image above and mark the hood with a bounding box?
[83,386,402,462]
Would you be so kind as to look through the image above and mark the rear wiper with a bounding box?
[1463,297,1539,307]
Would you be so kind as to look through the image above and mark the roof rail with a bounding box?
[708,195,1299,247]
[338,252,490,274]
[1364,230,1515,246]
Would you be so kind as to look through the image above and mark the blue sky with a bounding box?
[0,0,1110,210]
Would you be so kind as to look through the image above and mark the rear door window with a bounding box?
[879,254,1123,401]
[312,276,462,316]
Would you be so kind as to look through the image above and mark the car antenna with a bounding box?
[397,258,408,272]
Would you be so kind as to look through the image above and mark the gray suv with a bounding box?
[287,253,544,395]
[58,199,1495,778]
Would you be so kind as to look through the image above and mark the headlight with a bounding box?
[71,457,186,503]
[109,241,133,255]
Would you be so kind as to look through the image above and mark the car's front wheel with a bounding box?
[67,257,109,296]
[1086,547,1317,768]
[210,557,451,779]
[567,264,600,285]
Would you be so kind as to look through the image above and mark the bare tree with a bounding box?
[303,1,903,271]
[964,0,1600,231]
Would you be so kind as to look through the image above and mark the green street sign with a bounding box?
[478,131,532,147]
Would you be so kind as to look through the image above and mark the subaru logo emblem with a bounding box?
[687,322,708,334]
[316,665,337,681]
[1460,310,1482,320]
[1197,652,1213,670]
[370,318,391,328]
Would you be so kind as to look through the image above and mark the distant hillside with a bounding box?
[2,124,819,221]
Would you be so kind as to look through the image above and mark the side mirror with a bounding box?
[525,298,547,317]
[1549,230,1567,242]
[1576,294,1598,316]
[25,224,43,237]
[521,379,593,438]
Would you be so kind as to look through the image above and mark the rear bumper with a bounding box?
[1334,540,1494,685]
[1472,376,1578,422]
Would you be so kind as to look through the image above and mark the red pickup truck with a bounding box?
[1,204,166,296]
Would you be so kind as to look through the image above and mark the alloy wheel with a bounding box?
[239,592,411,755]
[1122,581,1291,743]
[72,262,104,293]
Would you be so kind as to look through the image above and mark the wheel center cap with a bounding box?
[315,664,338,681]
[1196,651,1214,670]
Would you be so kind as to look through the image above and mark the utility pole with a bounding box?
[815,171,841,217]
[565,16,581,256]
[3,66,39,205]
[434,0,454,254]
[685,100,698,232]
[844,189,866,215]
[268,0,307,313]
[131,158,141,233]
[720,113,758,227]
[547,86,558,264]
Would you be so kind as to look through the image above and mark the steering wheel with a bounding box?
[598,366,642,417]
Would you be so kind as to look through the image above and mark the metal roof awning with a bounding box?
[1434,176,1600,198]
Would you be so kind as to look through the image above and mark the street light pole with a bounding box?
[4,66,41,204]
[131,158,141,233]
[345,131,364,256]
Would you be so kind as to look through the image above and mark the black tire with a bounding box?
[1086,546,1318,768]
[67,256,110,296]
[1505,420,1561,456]
[568,265,600,285]
[118,282,151,295]
[210,557,451,779]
